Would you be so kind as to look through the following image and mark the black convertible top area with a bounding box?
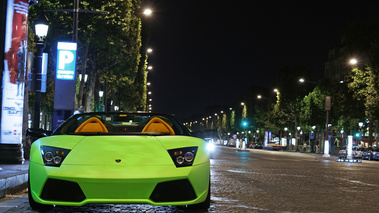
[52,112,191,136]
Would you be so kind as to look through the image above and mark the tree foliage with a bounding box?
[28,0,144,114]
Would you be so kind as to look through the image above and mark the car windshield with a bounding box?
[52,112,190,136]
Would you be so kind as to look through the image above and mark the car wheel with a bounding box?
[28,176,52,210]
[187,178,211,210]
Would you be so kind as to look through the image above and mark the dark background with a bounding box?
[146,0,379,120]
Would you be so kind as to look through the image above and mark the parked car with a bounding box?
[28,112,210,210]
[227,138,236,147]
[338,147,347,158]
[339,146,364,159]
[362,147,379,160]
[249,142,263,149]
[353,146,365,158]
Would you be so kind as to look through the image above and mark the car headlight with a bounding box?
[41,146,70,167]
[207,142,215,151]
[168,147,198,167]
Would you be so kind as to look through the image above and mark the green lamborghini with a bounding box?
[28,112,210,210]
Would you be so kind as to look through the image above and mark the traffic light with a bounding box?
[242,121,248,127]
[355,132,361,138]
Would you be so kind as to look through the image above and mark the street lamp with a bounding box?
[143,8,152,16]
[33,12,49,129]
[299,78,318,85]
[349,58,358,65]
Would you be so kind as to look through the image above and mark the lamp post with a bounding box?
[32,12,49,129]
[358,122,364,146]
[98,91,104,112]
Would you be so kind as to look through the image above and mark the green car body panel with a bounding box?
[29,134,210,206]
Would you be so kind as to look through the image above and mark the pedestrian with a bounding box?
[74,105,84,114]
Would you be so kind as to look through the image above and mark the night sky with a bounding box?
[146,1,379,120]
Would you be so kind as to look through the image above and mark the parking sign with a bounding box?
[56,42,77,80]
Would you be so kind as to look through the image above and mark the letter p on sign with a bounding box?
[58,51,74,69]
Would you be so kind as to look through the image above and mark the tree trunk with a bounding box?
[294,113,298,151]
[85,72,96,112]
[368,116,374,146]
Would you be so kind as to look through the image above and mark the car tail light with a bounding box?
[168,147,197,167]
[41,146,71,167]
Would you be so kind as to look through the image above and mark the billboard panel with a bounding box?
[1,0,29,144]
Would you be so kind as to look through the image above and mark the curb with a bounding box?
[0,173,28,198]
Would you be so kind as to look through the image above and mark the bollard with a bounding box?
[241,140,246,150]
[322,140,330,157]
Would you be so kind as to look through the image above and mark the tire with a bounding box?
[188,178,211,210]
[28,175,53,210]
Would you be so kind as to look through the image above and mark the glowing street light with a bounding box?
[147,48,153,53]
[349,58,357,65]
[143,9,152,16]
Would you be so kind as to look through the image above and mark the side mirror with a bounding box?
[26,128,52,143]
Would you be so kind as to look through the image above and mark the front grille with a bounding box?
[40,178,86,202]
[150,179,196,202]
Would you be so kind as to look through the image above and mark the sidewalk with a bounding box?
[0,161,29,199]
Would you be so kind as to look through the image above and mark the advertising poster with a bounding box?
[1,0,29,144]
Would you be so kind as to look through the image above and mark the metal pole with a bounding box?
[33,42,45,129]
[73,0,79,42]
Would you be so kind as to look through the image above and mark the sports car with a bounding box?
[28,112,210,210]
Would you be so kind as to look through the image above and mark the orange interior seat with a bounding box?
[75,117,108,133]
[142,117,175,135]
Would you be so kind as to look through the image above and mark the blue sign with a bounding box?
[56,42,77,80]
[310,132,314,140]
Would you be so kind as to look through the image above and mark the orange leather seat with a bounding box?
[142,117,175,135]
[75,117,108,133]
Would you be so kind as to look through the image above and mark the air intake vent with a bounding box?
[40,178,86,202]
[150,179,196,202]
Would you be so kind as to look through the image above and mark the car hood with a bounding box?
[65,135,174,166]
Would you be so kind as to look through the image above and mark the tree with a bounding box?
[275,66,312,150]
[28,0,144,115]
[348,66,379,145]
[343,21,379,146]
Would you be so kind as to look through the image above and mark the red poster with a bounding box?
[1,0,29,144]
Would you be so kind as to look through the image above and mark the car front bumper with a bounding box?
[29,161,210,206]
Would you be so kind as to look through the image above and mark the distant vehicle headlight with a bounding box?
[206,142,215,151]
